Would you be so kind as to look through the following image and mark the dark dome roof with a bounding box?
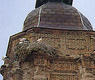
[23,2,93,31]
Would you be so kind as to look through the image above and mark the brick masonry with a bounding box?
[0,1,95,80]
[0,28,95,80]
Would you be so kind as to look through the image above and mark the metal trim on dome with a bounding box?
[24,2,93,31]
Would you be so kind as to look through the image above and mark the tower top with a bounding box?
[35,0,73,8]
[24,2,93,31]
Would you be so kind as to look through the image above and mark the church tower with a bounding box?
[0,0,95,80]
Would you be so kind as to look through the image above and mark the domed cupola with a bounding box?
[23,0,93,31]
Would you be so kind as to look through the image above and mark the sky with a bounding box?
[0,0,95,79]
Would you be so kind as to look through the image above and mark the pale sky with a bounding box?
[0,0,95,79]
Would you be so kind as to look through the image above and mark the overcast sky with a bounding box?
[0,0,95,79]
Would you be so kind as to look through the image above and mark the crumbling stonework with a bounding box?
[0,28,95,80]
[0,0,95,80]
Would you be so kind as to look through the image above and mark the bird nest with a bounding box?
[14,41,59,61]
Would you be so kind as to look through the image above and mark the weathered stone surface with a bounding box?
[6,28,95,58]
[1,1,95,80]
[0,28,95,80]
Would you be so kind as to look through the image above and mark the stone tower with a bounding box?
[0,0,95,80]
